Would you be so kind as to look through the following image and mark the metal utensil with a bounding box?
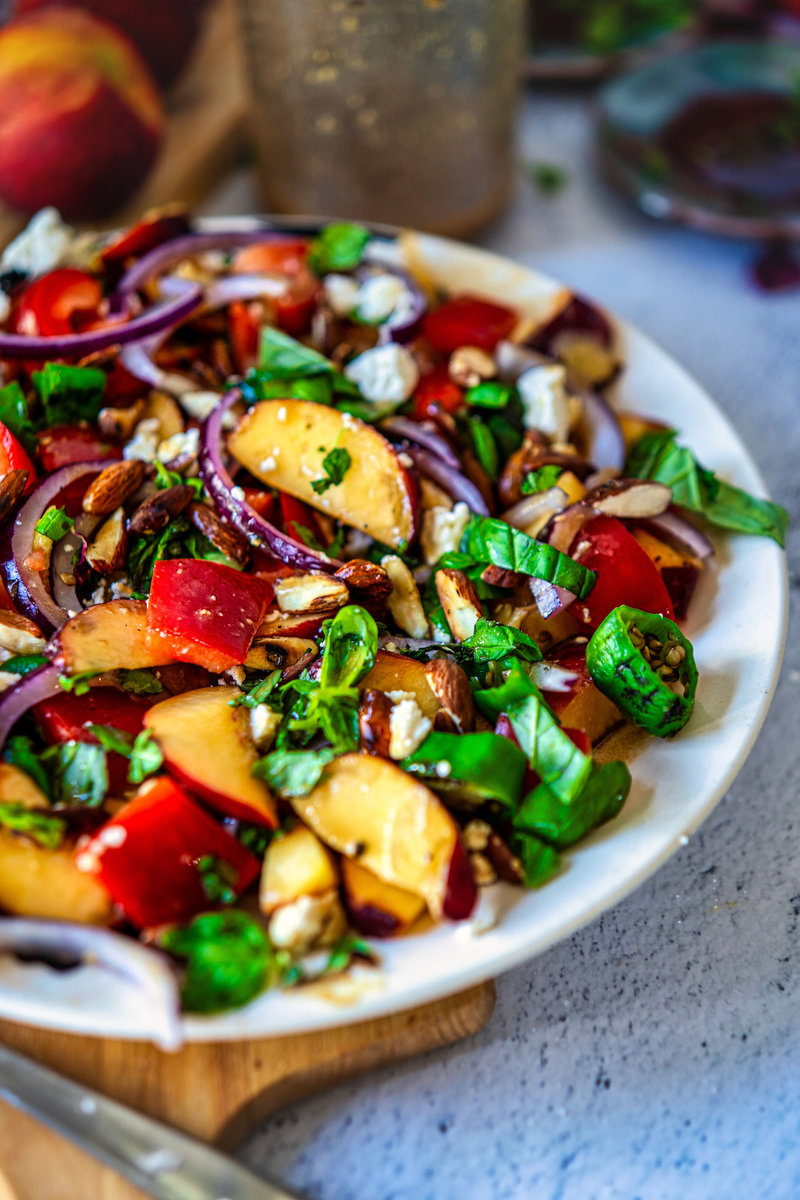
[0,1039,304,1200]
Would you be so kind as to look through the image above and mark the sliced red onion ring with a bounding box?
[501,485,568,532]
[380,417,461,470]
[578,387,626,472]
[529,294,615,354]
[0,277,201,361]
[528,575,577,618]
[5,461,107,632]
[529,660,580,694]
[402,446,490,516]
[643,508,715,560]
[203,272,290,311]
[116,230,300,297]
[541,501,599,555]
[0,663,62,752]
[51,528,87,617]
[199,389,342,572]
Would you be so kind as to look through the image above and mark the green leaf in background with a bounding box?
[247,374,334,407]
[521,464,563,495]
[254,747,336,798]
[42,742,108,808]
[159,911,274,1014]
[468,417,499,479]
[466,381,512,409]
[119,668,163,696]
[308,222,371,275]
[32,363,106,427]
[0,380,38,455]
[34,506,74,541]
[196,855,238,906]
[0,801,66,850]
[258,326,333,378]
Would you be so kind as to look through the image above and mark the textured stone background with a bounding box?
[206,89,800,1200]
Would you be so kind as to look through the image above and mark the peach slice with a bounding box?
[547,641,623,747]
[259,825,339,915]
[360,650,441,722]
[144,686,277,828]
[47,599,175,676]
[341,857,426,938]
[290,752,476,920]
[228,399,418,549]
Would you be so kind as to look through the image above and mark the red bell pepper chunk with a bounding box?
[570,514,675,628]
[33,687,153,794]
[36,425,121,472]
[147,559,272,672]
[412,364,465,420]
[76,776,260,929]
[0,421,36,492]
[103,360,150,405]
[14,269,103,337]
[422,294,517,354]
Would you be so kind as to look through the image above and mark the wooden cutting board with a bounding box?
[0,981,495,1200]
[0,0,249,249]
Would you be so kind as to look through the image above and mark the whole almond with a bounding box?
[97,399,146,441]
[186,501,250,566]
[425,657,475,732]
[358,689,393,757]
[0,469,29,528]
[334,558,392,601]
[127,484,193,535]
[83,460,146,516]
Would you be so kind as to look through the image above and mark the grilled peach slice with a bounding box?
[144,686,277,827]
[341,857,426,937]
[290,753,476,920]
[360,650,441,722]
[259,824,339,914]
[228,399,417,549]
[47,599,174,675]
[546,640,623,747]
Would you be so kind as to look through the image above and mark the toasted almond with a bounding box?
[358,688,393,757]
[273,573,349,614]
[382,554,428,639]
[127,484,194,535]
[425,658,475,733]
[0,469,28,528]
[85,507,127,575]
[97,399,146,441]
[435,569,482,643]
[0,610,46,656]
[448,345,496,389]
[186,501,250,566]
[334,559,392,601]
[82,460,146,516]
[586,478,672,519]
[480,563,525,589]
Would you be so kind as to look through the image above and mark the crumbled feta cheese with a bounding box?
[516,364,572,443]
[110,580,134,600]
[90,583,108,607]
[356,273,412,324]
[249,703,282,752]
[276,406,287,422]
[344,343,419,404]
[324,273,361,316]
[260,455,277,472]
[123,418,162,463]
[268,892,346,955]
[226,665,246,686]
[420,502,471,566]
[382,554,429,638]
[1,208,73,277]
[157,427,200,464]
[230,486,246,502]
[389,698,432,760]
[179,391,220,421]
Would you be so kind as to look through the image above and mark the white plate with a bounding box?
[0,226,788,1043]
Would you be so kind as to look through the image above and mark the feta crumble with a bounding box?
[344,343,419,404]
[389,698,432,760]
[516,364,572,443]
[420,502,471,566]
[123,418,162,463]
[157,427,200,464]
[1,208,73,278]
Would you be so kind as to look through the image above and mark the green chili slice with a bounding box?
[461,516,596,599]
[586,605,698,737]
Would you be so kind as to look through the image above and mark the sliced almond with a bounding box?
[425,658,475,733]
[245,636,319,676]
[358,688,393,757]
[0,610,46,656]
[586,479,672,519]
[273,573,349,615]
[98,399,146,441]
[334,559,392,601]
[448,345,496,388]
[0,469,29,529]
[435,569,482,643]
[85,507,127,575]
[82,460,146,516]
[186,501,249,566]
[480,564,525,589]
[127,484,194,535]
[382,554,428,639]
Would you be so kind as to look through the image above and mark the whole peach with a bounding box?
[0,7,163,220]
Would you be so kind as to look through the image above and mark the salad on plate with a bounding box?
[0,208,787,1019]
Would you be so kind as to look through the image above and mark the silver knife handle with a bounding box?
[0,1041,303,1200]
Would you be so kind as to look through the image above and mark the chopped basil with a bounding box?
[119,668,163,696]
[35,506,74,541]
[511,832,561,887]
[254,747,336,797]
[32,362,106,427]
[466,381,512,409]
[627,429,789,547]
[159,911,274,1014]
[468,417,499,479]
[403,731,526,808]
[0,801,66,850]
[319,604,378,690]
[87,724,134,758]
[515,760,631,849]
[2,653,48,677]
[3,734,51,798]
[246,374,334,407]
[311,446,352,495]
[126,514,237,594]
[521,464,563,495]
[506,689,592,805]
[462,516,596,599]
[229,669,283,710]
[308,222,371,275]
[58,672,98,697]
[86,725,163,785]
[0,380,38,454]
[463,618,542,664]
[42,742,108,808]
[197,855,238,906]
[258,327,332,378]
[320,932,375,976]
[231,820,273,858]
[153,460,204,497]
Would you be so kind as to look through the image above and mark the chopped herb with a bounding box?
[311,446,352,494]
[128,730,164,785]
[35,506,73,541]
[521,464,563,495]
[0,380,38,455]
[153,461,204,497]
[32,362,106,427]
[308,222,371,275]
[231,820,273,858]
[42,742,108,808]
[254,747,336,797]
[528,162,568,195]
[197,855,238,906]
[2,653,48,677]
[245,373,333,407]
[58,672,97,697]
[258,326,333,378]
[3,734,51,798]
[88,724,134,758]
[462,516,596,598]
[403,730,527,808]
[159,910,274,1014]
[229,669,283,710]
[321,932,376,976]
[462,617,542,664]
[468,417,499,479]
[319,604,378,690]
[119,668,163,696]
[466,381,512,409]
[126,514,236,594]
[0,801,66,850]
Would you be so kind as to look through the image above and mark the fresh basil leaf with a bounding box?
[319,605,378,689]
[119,668,163,696]
[627,430,788,547]
[159,911,274,1014]
[42,742,108,808]
[0,380,38,455]
[0,801,66,849]
[308,222,371,275]
[230,819,273,858]
[153,461,204,497]
[126,514,235,594]
[32,363,106,427]
[515,759,631,848]
[247,373,334,406]
[258,327,332,378]
[254,747,335,797]
[128,730,164,785]
[468,417,499,479]
[197,855,238,906]
[321,932,376,976]
[403,730,526,808]
[229,669,283,710]
[473,663,538,724]
[35,506,73,541]
[463,618,542,664]
[462,516,596,599]
[507,690,592,804]
[334,396,404,424]
[3,733,52,798]
[487,412,523,459]
[2,654,48,677]
[510,830,561,887]
[466,381,512,409]
[521,464,563,495]
[58,672,98,697]
[88,724,134,757]
[311,446,352,495]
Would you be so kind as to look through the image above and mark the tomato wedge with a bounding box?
[422,294,517,354]
[412,363,465,419]
[14,269,103,337]
[570,514,675,628]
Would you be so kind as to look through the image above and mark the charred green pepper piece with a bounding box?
[586,605,698,737]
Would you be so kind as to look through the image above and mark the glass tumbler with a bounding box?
[235,0,525,236]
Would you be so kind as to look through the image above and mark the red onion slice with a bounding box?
[199,389,342,572]
[116,230,301,297]
[203,272,291,311]
[529,660,581,693]
[6,461,107,632]
[0,277,201,361]
[380,417,461,470]
[501,486,568,532]
[541,501,599,555]
[402,446,490,516]
[0,663,62,753]
[643,508,715,560]
[528,575,577,618]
